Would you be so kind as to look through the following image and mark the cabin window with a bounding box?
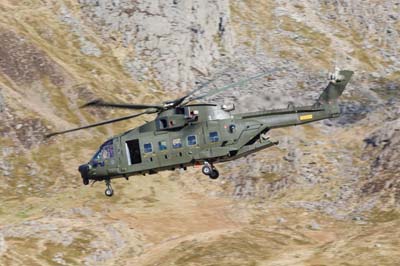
[159,140,168,151]
[172,138,182,149]
[209,131,219,142]
[158,118,168,129]
[229,124,236,133]
[175,107,185,114]
[187,135,197,146]
[144,143,153,153]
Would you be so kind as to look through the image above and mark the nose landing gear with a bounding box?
[105,179,114,197]
[202,162,219,179]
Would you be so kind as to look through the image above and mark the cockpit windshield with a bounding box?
[91,139,114,162]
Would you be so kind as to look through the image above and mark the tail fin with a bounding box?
[318,69,354,104]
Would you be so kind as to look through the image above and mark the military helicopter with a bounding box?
[47,69,353,197]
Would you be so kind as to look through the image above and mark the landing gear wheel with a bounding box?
[105,187,113,197]
[83,178,89,186]
[209,169,219,179]
[104,179,113,197]
[202,165,212,176]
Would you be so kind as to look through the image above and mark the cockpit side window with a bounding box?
[92,140,114,161]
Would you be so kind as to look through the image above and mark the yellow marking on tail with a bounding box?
[299,114,313,121]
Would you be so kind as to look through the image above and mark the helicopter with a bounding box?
[47,69,353,197]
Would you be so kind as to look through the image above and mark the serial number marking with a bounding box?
[299,114,313,121]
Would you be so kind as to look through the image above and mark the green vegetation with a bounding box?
[370,209,400,223]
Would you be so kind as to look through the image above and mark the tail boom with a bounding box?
[236,69,353,128]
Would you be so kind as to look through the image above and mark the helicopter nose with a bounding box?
[78,164,90,185]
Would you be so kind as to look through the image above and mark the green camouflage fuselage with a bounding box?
[86,102,338,180]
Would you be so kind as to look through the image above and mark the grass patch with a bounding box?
[259,172,282,183]
[40,229,96,265]
[369,209,400,223]
[16,209,31,219]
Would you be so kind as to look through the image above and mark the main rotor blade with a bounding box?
[163,79,221,108]
[186,71,271,103]
[81,99,163,110]
[166,66,240,107]
[45,109,157,138]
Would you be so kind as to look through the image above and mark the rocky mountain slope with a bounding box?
[0,0,399,265]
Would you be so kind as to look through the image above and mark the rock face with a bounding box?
[269,1,400,71]
[0,233,6,256]
[78,0,235,90]
[364,118,400,176]
[362,116,400,205]
[0,88,4,112]
[0,29,65,86]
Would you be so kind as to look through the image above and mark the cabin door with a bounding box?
[125,139,142,165]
